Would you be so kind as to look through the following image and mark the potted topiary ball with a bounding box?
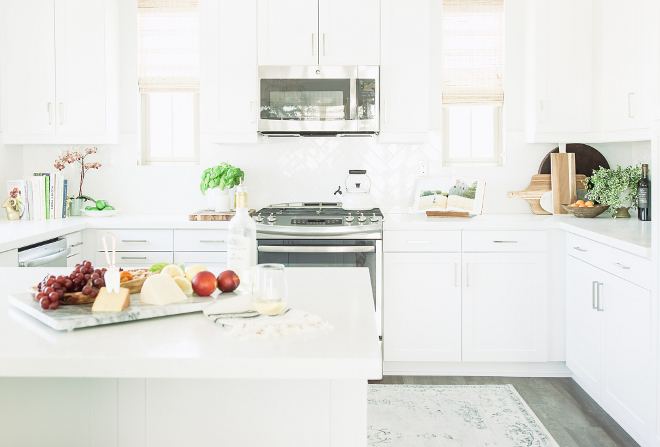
[583,164,642,218]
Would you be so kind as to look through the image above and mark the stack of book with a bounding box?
[6,173,69,221]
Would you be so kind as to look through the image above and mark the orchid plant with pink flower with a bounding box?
[54,146,102,198]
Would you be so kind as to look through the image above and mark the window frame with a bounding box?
[140,92,200,166]
[441,105,504,167]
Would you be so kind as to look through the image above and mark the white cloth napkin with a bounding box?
[203,295,332,340]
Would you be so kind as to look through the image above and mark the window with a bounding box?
[442,0,504,166]
[139,0,200,164]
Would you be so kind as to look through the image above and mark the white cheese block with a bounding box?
[92,287,130,312]
[140,274,189,306]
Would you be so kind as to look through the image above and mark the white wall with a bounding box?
[6,0,653,215]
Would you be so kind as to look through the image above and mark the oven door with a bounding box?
[257,239,382,335]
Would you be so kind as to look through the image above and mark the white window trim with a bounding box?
[441,106,504,167]
[140,93,200,166]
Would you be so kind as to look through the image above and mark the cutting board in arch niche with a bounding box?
[538,144,609,177]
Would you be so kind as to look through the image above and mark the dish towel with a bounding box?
[203,295,332,340]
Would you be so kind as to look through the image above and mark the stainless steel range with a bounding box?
[254,202,383,336]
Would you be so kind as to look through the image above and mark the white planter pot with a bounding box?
[214,189,231,213]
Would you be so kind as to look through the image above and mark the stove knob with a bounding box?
[345,213,354,222]
[255,213,264,223]
[370,213,379,223]
[267,213,277,223]
[357,213,367,223]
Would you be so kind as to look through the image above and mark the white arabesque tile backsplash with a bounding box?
[17,132,651,216]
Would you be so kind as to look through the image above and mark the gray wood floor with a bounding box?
[368,376,640,447]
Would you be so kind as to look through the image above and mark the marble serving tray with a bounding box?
[8,293,217,331]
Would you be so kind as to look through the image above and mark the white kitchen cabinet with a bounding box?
[566,252,654,447]
[202,0,258,143]
[462,253,548,362]
[257,0,319,66]
[525,0,592,142]
[65,231,84,268]
[383,253,461,362]
[96,252,174,269]
[174,252,228,271]
[0,249,18,267]
[379,0,429,143]
[318,0,380,66]
[0,0,118,144]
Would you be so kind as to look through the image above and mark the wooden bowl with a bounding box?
[561,204,609,218]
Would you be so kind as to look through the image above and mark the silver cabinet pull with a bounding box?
[311,33,315,55]
[47,102,52,124]
[613,262,630,270]
[454,263,458,288]
[573,247,587,252]
[493,240,517,244]
[121,240,147,243]
[596,282,604,311]
[466,263,470,288]
[199,240,225,243]
[69,242,83,248]
[539,100,545,123]
[407,240,431,244]
[628,92,635,118]
[592,281,598,309]
[58,102,63,124]
[121,256,147,260]
[323,33,326,55]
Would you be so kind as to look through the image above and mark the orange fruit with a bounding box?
[578,203,587,207]
[585,201,594,207]
[576,200,585,206]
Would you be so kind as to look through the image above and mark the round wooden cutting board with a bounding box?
[538,144,609,177]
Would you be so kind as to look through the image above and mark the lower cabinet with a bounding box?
[65,231,83,267]
[383,253,461,362]
[174,252,228,271]
[96,251,174,269]
[462,253,548,362]
[566,254,653,445]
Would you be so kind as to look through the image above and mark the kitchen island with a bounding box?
[0,267,381,447]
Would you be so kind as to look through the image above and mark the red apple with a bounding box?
[192,271,218,296]
[217,270,240,293]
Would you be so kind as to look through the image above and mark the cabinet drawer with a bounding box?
[65,231,83,257]
[384,231,461,252]
[462,231,547,252]
[96,251,173,268]
[567,233,651,290]
[97,230,173,252]
[174,252,228,271]
[174,230,228,252]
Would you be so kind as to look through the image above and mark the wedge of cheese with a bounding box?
[92,287,131,312]
[140,274,188,306]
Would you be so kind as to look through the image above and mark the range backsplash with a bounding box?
[13,132,651,216]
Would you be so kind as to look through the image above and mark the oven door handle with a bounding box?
[19,247,71,267]
[258,246,375,254]
[256,224,379,236]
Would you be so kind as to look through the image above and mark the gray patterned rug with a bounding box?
[368,385,560,447]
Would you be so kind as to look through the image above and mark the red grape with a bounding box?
[81,267,88,274]
[82,286,92,295]
[72,277,82,285]
[46,278,55,286]
[64,279,73,289]
[52,283,61,290]
[84,261,92,268]
[92,278,103,287]
[84,274,91,281]
[95,269,102,275]
[40,297,50,309]
[90,289,99,299]
[74,285,83,292]
[91,273,100,280]
[102,268,107,272]
[48,292,59,301]
[44,287,55,295]
[36,292,46,300]
[56,290,64,299]
[49,301,60,310]
[56,276,66,285]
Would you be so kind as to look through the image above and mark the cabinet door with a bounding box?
[173,252,228,273]
[462,253,547,362]
[54,0,106,136]
[257,0,318,65]
[383,253,461,362]
[379,0,429,139]
[2,0,56,136]
[318,0,379,66]
[531,0,591,134]
[601,0,642,132]
[565,255,602,397]
[204,0,257,141]
[601,273,653,440]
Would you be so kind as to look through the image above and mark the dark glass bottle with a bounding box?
[637,164,650,221]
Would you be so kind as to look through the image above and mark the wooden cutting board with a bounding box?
[426,211,473,218]
[508,174,586,215]
[189,209,256,221]
[551,153,577,214]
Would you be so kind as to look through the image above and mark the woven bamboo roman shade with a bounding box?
[442,0,504,106]
[138,0,199,93]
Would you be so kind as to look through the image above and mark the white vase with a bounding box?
[214,189,231,212]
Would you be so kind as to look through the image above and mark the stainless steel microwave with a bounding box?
[258,65,379,136]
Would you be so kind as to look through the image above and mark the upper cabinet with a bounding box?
[257,0,380,66]
[0,0,119,145]
[525,0,592,143]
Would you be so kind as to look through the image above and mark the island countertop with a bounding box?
[0,267,382,380]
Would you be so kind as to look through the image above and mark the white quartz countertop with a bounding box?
[384,213,652,258]
[0,267,382,380]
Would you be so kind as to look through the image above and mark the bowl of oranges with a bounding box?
[562,200,609,218]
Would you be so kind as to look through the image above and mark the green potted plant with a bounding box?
[583,164,642,218]
[200,163,245,212]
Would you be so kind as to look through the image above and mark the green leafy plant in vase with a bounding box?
[583,164,642,218]
[200,163,245,212]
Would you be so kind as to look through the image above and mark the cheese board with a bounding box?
[9,292,219,331]
[189,209,256,221]
[508,174,586,215]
